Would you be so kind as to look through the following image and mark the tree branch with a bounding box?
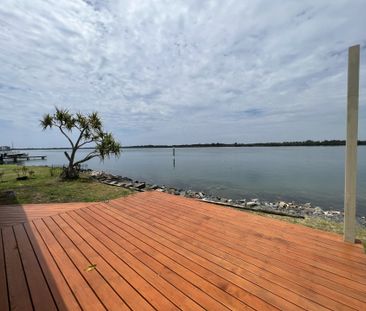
[78,139,94,148]
[73,152,99,166]
[74,128,86,149]
[58,125,74,148]
[64,151,71,162]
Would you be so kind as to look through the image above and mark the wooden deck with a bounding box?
[0,202,91,227]
[0,191,365,310]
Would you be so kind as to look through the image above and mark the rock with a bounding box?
[303,209,313,215]
[89,171,337,221]
[184,190,193,197]
[90,170,101,177]
[324,210,341,216]
[246,201,258,207]
[198,192,205,199]
[134,182,146,189]
[278,201,287,208]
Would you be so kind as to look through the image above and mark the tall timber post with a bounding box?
[344,45,360,243]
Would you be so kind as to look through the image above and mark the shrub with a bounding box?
[49,166,62,177]
[22,166,28,175]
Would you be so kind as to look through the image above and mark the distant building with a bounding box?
[0,146,11,151]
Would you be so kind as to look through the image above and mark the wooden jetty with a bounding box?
[0,152,46,164]
[0,191,365,310]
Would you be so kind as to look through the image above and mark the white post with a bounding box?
[344,45,360,243]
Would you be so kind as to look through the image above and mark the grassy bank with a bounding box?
[0,165,131,204]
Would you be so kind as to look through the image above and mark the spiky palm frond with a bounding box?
[41,107,121,178]
[40,113,53,129]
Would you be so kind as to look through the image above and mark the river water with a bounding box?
[22,146,366,216]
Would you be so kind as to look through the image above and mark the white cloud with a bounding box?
[0,0,365,146]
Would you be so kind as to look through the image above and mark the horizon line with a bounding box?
[5,139,366,150]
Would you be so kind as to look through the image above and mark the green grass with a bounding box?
[0,165,132,204]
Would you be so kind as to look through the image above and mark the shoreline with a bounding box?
[89,170,366,227]
[8,139,366,150]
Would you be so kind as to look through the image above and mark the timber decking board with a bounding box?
[90,204,301,310]
[79,206,250,310]
[124,199,366,307]
[12,224,57,311]
[0,192,365,310]
[0,202,91,227]
[59,212,190,311]
[117,194,366,296]
[124,192,366,256]
[53,214,158,311]
[63,210,205,311]
[24,222,82,311]
[0,229,9,311]
[103,199,362,310]
[2,226,33,310]
[116,194,366,281]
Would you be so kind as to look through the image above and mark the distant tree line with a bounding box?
[125,140,366,148]
[12,139,366,150]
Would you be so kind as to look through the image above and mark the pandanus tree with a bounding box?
[41,107,121,179]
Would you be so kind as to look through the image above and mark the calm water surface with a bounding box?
[24,147,366,216]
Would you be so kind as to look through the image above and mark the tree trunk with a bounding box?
[62,149,79,179]
[61,165,79,179]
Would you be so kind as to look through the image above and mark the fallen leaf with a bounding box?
[85,264,97,272]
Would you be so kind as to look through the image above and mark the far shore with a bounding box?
[7,139,366,150]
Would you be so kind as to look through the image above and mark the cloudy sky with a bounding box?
[0,0,365,147]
